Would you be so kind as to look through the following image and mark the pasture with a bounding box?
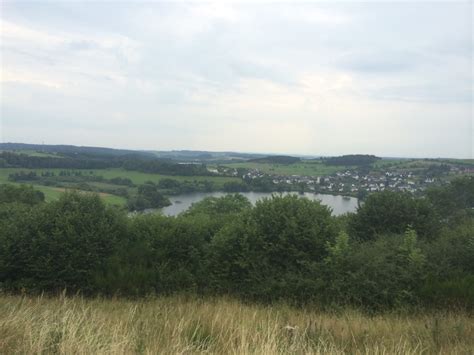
[0,168,240,186]
[0,168,241,205]
[0,149,63,158]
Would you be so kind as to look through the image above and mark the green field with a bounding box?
[0,149,63,158]
[0,169,75,203]
[372,158,413,168]
[32,185,70,201]
[0,181,127,206]
[439,158,474,166]
[223,158,474,177]
[374,158,474,170]
[222,160,344,176]
[0,168,241,205]
[34,185,126,205]
[91,168,241,186]
[0,168,240,185]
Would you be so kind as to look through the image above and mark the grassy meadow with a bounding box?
[0,169,127,206]
[0,168,241,205]
[0,294,472,354]
[0,168,241,186]
[223,158,474,177]
[0,149,63,158]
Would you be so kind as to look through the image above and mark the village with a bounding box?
[215,162,474,197]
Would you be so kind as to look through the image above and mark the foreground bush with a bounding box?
[0,179,473,310]
[322,230,427,309]
[348,190,439,240]
[0,192,125,293]
[208,195,337,301]
[0,184,44,205]
[96,214,212,295]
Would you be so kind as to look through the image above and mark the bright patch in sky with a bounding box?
[1,1,472,157]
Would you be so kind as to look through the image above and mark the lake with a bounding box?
[161,191,358,216]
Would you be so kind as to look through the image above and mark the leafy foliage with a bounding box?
[348,190,438,241]
[0,184,44,205]
[0,178,472,310]
[426,176,474,220]
[208,195,337,301]
[0,192,125,292]
[127,182,171,211]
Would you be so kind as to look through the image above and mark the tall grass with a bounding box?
[0,294,472,354]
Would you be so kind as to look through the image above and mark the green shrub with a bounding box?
[0,184,44,205]
[208,195,337,302]
[419,276,474,309]
[0,192,125,293]
[348,191,438,241]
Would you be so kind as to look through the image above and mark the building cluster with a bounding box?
[212,162,473,196]
[317,171,433,194]
[238,168,447,196]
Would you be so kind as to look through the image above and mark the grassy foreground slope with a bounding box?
[1,295,472,354]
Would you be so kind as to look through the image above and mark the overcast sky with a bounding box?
[1,1,472,158]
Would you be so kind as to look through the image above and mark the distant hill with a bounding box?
[0,143,275,164]
[248,155,301,164]
[323,154,381,166]
[148,150,268,162]
[0,143,155,159]
[0,143,211,175]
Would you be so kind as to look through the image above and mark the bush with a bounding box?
[348,191,438,241]
[322,230,427,309]
[0,184,44,205]
[0,180,472,310]
[97,214,211,295]
[426,176,474,221]
[423,218,474,279]
[0,192,125,293]
[127,182,171,211]
[419,275,474,309]
[208,195,337,302]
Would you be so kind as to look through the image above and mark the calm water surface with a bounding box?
[161,192,358,216]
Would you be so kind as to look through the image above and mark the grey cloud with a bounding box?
[64,40,98,51]
[1,1,472,157]
[366,84,472,104]
[337,48,420,73]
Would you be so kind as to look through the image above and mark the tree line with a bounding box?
[0,177,472,310]
[323,154,381,166]
[9,170,133,186]
[248,155,301,164]
[7,169,304,207]
[0,151,211,176]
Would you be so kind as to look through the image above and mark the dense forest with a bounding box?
[0,177,472,310]
[0,143,268,162]
[248,155,301,164]
[0,151,211,176]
